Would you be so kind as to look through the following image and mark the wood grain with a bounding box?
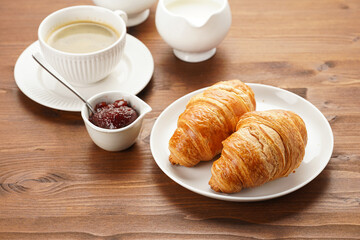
[0,0,360,239]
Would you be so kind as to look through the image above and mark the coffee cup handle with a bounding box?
[114,10,128,25]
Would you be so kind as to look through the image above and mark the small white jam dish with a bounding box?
[38,5,128,85]
[156,0,232,62]
[81,91,152,151]
[92,0,157,27]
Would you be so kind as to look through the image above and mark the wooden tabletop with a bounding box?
[1,0,360,239]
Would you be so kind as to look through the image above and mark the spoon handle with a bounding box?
[32,52,95,114]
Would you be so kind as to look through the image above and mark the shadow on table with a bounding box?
[16,90,83,125]
[155,50,233,91]
[154,166,330,224]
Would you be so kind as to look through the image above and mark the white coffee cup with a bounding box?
[38,5,128,85]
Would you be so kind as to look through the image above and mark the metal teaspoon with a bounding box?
[32,52,95,115]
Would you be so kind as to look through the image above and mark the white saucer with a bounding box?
[150,84,334,202]
[14,34,154,112]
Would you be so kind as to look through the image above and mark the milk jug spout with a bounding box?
[168,0,227,28]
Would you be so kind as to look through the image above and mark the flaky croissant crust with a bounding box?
[209,110,307,193]
[169,80,256,167]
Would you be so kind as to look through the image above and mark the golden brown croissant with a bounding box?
[169,80,256,167]
[209,110,307,193]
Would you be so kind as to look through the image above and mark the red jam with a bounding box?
[89,99,138,129]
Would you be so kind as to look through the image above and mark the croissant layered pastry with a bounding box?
[169,80,256,167]
[209,110,307,193]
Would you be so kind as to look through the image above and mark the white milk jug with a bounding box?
[156,0,232,62]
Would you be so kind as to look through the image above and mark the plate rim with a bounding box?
[150,83,334,202]
[14,34,154,112]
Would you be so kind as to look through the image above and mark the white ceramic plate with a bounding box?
[14,34,154,112]
[150,83,334,202]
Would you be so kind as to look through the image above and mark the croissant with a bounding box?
[169,80,256,167]
[209,110,307,193]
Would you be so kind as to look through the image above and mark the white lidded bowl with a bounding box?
[81,91,152,151]
[92,0,157,27]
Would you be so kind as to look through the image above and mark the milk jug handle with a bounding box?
[114,10,128,25]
